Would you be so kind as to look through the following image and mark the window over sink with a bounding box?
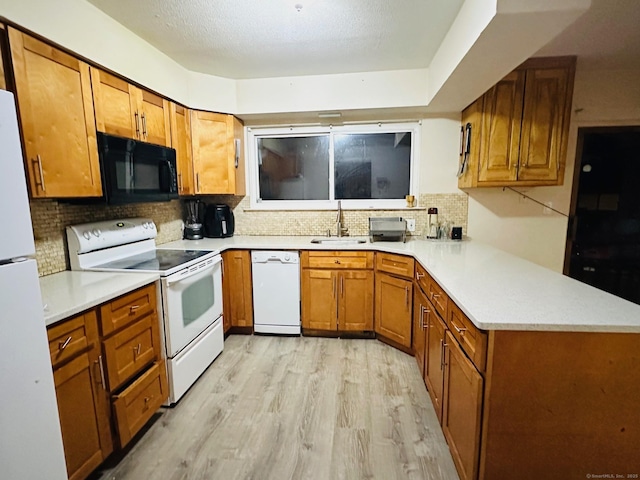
[247,123,420,210]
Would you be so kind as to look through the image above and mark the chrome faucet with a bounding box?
[336,200,349,237]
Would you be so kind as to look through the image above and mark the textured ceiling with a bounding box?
[85,0,465,79]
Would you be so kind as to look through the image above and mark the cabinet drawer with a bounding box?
[414,262,430,295]
[100,283,157,336]
[375,252,414,279]
[103,314,160,391]
[447,302,487,372]
[426,275,448,320]
[302,251,374,269]
[113,361,168,447]
[48,310,98,368]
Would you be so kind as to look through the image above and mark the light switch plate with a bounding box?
[406,219,416,232]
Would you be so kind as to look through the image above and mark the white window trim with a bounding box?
[246,122,421,211]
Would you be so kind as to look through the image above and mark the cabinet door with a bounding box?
[374,272,412,348]
[338,270,374,331]
[53,349,112,480]
[458,97,483,188]
[170,103,194,195]
[424,306,446,423]
[9,28,102,198]
[412,287,429,378]
[301,269,337,331]
[442,331,484,480]
[90,68,138,139]
[518,67,571,183]
[478,70,525,184]
[222,250,253,328]
[191,110,234,194]
[232,116,246,196]
[139,89,171,146]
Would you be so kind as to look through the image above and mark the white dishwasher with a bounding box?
[251,251,301,335]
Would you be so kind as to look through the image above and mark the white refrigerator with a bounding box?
[0,90,68,478]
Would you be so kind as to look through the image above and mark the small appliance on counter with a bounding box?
[184,200,204,240]
[369,217,407,242]
[204,204,235,238]
[427,207,439,239]
[451,226,463,240]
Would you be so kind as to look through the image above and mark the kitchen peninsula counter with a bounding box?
[40,270,160,326]
[164,235,640,333]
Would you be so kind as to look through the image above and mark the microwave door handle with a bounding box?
[159,160,175,193]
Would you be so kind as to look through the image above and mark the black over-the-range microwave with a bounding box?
[98,132,179,204]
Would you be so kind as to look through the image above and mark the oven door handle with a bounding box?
[165,256,221,286]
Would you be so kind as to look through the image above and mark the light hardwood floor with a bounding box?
[95,335,459,480]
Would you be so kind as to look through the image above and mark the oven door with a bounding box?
[161,254,222,358]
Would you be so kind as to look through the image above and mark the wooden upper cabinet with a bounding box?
[8,28,102,198]
[459,56,576,188]
[518,66,571,183]
[478,70,525,184]
[91,68,171,146]
[457,96,483,189]
[191,110,245,195]
[170,102,194,195]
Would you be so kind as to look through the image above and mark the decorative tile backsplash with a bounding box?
[33,193,468,277]
[207,193,468,238]
[30,199,183,276]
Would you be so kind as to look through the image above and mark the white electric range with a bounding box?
[66,218,223,404]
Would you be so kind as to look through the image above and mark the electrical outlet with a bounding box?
[406,219,416,232]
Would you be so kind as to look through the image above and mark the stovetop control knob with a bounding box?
[82,231,91,240]
[92,228,101,237]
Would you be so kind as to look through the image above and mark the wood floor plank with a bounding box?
[94,335,459,480]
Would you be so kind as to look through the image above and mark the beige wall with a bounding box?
[466,67,640,272]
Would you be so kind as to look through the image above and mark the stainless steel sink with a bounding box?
[310,237,367,245]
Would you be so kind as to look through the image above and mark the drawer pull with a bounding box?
[452,321,467,334]
[334,259,340,264]
[423,307,429,330]
[96,355,107,391]
[129,305,140,314]
[58,336,72,351]
[144,396,152,410]
[133,343,142,356]
[405,286,409,307]
[432,293,440,299]
[416,271,425,280]
[440,339,444,370]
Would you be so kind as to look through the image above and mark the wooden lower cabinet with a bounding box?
[301,268,374,332]
[222,250,253,331]
[412,287,429,377]
[48,311,112,480]
[424,303,447,423]
[374,272,412,348]
[442,331,483,480]
[48,284,166,480]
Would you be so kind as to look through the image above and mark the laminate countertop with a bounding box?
[40,271,160,327]
[163,235,640,333]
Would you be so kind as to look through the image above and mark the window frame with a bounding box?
[246,122,421,211]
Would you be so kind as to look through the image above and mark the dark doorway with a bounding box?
[565,127,640,305]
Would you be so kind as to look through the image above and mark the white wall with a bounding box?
[466,67,640,272]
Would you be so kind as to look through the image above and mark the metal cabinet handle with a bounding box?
[144,396,152,410]
[451,321,467,334]
[96,355,107,390]
[58,336,72,351]
[422,306,429,330]
[340,275,344,296]
[418,305,424,329]
[141,113,147,137]
[416,272,425,280]
[135,111,140,137]
[405,286,409,308]
[440,338,444,370]
[333,275,337,298]
[196,172,201,192]
[133,343,142,356]
[32,155,46,192]
[129,305,140,314]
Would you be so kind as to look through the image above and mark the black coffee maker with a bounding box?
[204,204,235,238]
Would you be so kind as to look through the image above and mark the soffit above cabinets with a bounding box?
[84,0,465,79]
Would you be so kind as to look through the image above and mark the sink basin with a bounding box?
[310,237,367,245]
